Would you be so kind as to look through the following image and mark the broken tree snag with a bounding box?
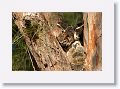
[83,12,102,71]
[12,12,71,71]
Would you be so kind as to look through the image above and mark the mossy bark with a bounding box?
[13,12,71,71]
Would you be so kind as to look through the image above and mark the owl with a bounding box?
[56,23,84,53]
[67,41,86,70]
[57,26,75,52]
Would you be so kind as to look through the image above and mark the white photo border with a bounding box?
[0,0,114,83]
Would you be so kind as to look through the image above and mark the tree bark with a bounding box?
[83,12,102,71]
[13,12,71,71]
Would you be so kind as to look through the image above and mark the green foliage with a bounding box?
[12,20,34,71]
[62,12,83,26]
[24,20,38,38]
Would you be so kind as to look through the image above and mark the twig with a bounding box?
[27,47,36,71]
[13,35,23,44]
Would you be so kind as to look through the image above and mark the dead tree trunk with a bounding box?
[13,12,71,71]
[83,12,102,71]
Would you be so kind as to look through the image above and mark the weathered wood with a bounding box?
[13,12,71,71]
[83,12,102,71]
